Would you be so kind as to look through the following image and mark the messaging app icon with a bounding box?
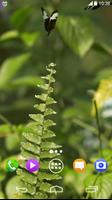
[73,159,86,173]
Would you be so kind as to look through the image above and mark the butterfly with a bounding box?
[41,7,59,35]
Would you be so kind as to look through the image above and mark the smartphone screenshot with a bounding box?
[0,0,112,199]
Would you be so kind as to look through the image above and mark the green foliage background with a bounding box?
[0,0,112,199]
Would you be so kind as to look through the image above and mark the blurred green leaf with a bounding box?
[0,31,41,48]
[94,68,112,83]
[5,134,20,151]
[20,32,40,47]
[93,79,112,112]
[85,149,112,199]
[6,176,21,199]
[0,124,25,137]
[0,124,12,137]
[11,6,32,30]
[0,191,5,199]
[57,15,94,57]
[0,98,34,112]
[0,169,6,182]
[0,54,30,88]
[90,149,112,165]
[84,173,112,199]
[11,76,44,87]
[0,31,19,41]
[64,164,94,195]
[92,42,112,56]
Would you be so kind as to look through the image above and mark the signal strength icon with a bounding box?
[85,1,100,10]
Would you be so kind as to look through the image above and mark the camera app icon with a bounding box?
[94,159,108,172]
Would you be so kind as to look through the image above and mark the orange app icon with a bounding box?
[73,159,86,173]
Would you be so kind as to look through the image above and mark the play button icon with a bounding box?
[30,162,35,169]
[26,159,40,173]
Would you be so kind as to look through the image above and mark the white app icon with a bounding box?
[50,186,63,194]
[2,1,8,7]
[85,186,98,193]
[49,159,64,174]
[75,161,84,170]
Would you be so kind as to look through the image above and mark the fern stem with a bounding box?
[47,35,51,63]
[39,66,53,151]
[36,64,56,197]
[94,100,103,157]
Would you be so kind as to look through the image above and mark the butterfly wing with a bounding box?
[41,7,50,33]
[49,10,59,32]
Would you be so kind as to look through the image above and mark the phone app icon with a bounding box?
[73,159,86,173]
[6,159,19,172]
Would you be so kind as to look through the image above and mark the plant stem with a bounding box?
[0,113,14,133]
[85,101,103,199]
[73,118,98,135]
[85,173,100,199]
[0,114,11,126]
[94,100,103,158]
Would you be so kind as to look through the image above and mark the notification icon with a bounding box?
[73,159,86,173]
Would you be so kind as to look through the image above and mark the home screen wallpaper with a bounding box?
[0,0,112,199]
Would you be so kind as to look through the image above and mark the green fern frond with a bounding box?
[17,63,62,199]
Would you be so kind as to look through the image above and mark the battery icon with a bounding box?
[85,186,98,193]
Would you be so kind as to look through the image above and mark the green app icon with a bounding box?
[6,159,19,172]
